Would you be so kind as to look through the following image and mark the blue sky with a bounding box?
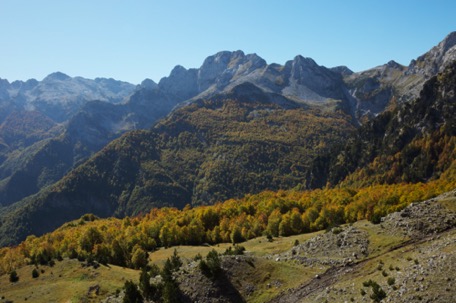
[0,0,455,84]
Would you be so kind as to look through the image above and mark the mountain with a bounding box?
[0,83,356,245]
[158,51,352,115]
[0,82,180,207]
[0,51,354,208]
[0,74,137,207]
[0,32,456,246]
[309,60,456,189]
[157,32,456,124]
[0,73,135,122]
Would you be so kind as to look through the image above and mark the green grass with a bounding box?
[354,220,408,257]
[0,259,138,303]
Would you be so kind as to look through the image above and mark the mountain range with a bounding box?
[0,32,455,246]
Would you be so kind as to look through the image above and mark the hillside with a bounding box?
[308,60,456,189]
[0,81,178,207]
[1,188,454,303]
[0,84,355,246]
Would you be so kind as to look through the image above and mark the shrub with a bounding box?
[332,227,343,234]
[371,285,387,302]
[9,270,19,282]
[369,213,382,224]
[123,280,143,303]
[387,277,395,286]
[148,264,161,277]
[365,280,386,303]
[200,249,222,279]
[170,249,183,271]
[193,253,203,261]
[139,267,152,300]
[131,246,148,269]
[32,268,40,278]
[224,245,245,255]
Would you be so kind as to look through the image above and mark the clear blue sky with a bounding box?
[0,0,455,84]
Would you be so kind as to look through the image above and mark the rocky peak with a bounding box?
[158,65,198,101]
[139,78,158,90]
[197,50,267,92]
[330,66,354,76]
[285,55,335,83]
[283,55,343,97]
[386,60,404,69]
[42,71,71,82]
[11,79,39,91]
[407,31,456,77]
[292,55,319,67]
[439,31,456,53]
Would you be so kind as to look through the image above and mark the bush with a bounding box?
[369,213,382,224]
[149,264,161,277]
[32,268,40,278]
[131,246,148,269]
[193,253,203,261]
[123,280,143,303]
[9,270,19,282]
[363,280,386,303]
[224,245,245,255]
[200,249,222,279]
[370,282,386,302]
[170,249,182,271]
[387,277,395,286]
[139,267,152,300]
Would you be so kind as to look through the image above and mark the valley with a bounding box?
[0,31,455,302]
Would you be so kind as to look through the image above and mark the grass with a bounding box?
[148,232,323,266]
[0,221,411,303]
[437,195,456,212]
[245,258,322,303]
[354,220,408,257]
[0,259,138,303]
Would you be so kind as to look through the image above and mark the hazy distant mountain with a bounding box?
[0,72,135,123]
[0,81,180,206]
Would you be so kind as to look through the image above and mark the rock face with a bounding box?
[408,31,456,77]
[158,32,456,124]
[382,195,456,239]
[345,32,456,121]
[156,50,351,115]
[276,226,369,268]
